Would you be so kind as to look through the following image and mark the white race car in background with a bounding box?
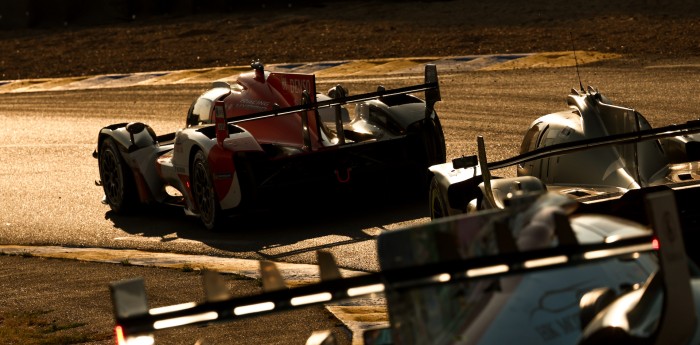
[429,86,700,217]
[427,87,700,261]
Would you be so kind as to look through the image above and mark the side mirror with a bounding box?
[125,122,146,135]
[187,113,200,127]
[452,155,478,169]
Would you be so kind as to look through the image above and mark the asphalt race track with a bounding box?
[1,59,699,273]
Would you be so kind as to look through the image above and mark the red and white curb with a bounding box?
[0,51,619,94]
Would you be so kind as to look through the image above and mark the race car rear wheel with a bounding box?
[423,114,447,167]
[414,114,446,185]
[429,176,449,219]
[99,138,138,213]
[413,114,447,188]
[191,150,225,231]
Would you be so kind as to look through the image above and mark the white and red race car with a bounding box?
[94,63,445,230]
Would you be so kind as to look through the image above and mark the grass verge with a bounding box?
[0,310,111,345]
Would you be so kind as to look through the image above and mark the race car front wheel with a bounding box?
[99,138,138,213]
[191,150,225,231]
[429,176,449,219]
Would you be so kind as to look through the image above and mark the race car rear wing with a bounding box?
[109,190,692,344]
[452,119,700,172]
[210,64,440,150]
[221,64,440,127]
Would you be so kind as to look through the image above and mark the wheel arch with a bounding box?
[97,127,131,157]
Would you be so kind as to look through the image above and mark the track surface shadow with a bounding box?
[105,190,428,263]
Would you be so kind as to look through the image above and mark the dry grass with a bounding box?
[0,310,110,345]
[1,0,698,79]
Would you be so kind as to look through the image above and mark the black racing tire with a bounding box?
[99,137,138,213]
[423,114,447,167]
[413,114,447,188]
[429,176,449,219]
[191,150,226,231]
[418,114,447,171]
